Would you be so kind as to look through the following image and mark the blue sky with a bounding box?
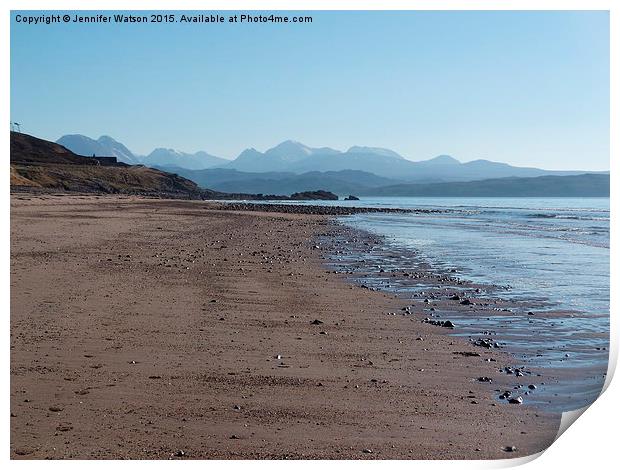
[10,10,609,170]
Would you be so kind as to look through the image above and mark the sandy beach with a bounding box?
[10,195,560,459]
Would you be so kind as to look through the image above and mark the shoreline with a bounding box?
[10,195,560,459]
[11,190,447,215]
[324,211,608,414]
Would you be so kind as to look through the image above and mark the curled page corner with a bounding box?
[552,343,618,441]
[555,405,590,441]
[480,406,593,469]
[551,348,616,443]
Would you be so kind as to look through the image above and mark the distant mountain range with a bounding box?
[56,133,608,196]
[219,140,597,182]
[143,148,228,170]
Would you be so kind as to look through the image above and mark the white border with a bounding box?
[3,1,616,469]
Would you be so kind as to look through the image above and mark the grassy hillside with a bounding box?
[10,132,217,198]
[11,163,209,196]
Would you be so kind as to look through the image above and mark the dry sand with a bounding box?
[10,195,560,459]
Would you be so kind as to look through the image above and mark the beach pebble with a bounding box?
[310,319,324,325]
[503,446,517,452]
[473,338,499,349]
[508,396,523,404]
[528,384,537,390]
[362,449,373,454]
[422,318,455,328]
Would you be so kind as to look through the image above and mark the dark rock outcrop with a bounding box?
[289,190,339,201]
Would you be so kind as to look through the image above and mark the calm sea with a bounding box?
[341,197,609,315]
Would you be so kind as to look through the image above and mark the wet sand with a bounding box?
[322,226,608,412]
[10,195,560,459]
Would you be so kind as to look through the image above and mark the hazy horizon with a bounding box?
[11,10,610,170]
